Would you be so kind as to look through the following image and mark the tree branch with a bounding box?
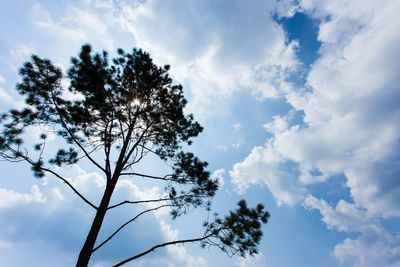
[112,230,219,266]
[137,144,158,156]
[94,204,173,252]
[104,116,113,181]
[119,171,172,181]
[50,93,107,174]
[107,193,192,210]
[22,154,98,210]
[121,120,155,168]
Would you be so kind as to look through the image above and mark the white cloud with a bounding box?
[334,233,400,267]
[115,179,170,217]
[232,139,245,149]
[2,0,399,265]
[286,0,400,217]
[33,2,114,49]
[159,220,209,267]
[233,123,241,130]
[0,87,13,104]
[232,0,400,214]
[230,142,306,206]
[211,169,225,188]
[105,0,299,118]
[236,253,267,267]
[10,45,32,58]
[304,195,372,233]
[69,165,106,192]
[0,75,14,105]
[264,115,289,134]
[305,195,400,267]
[33,3,87,44]
[51,187,64,201]
[231,0,400,264]
[0,162,212,265]
[0,185,46,209]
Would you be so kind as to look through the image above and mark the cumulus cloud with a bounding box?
[231,0,400,264]
[305,195,400,267]
[0,185,46,209]
[334,233,400,267]
[286,0,400,216]
[230,142,306,206]
[304,195,372,233]
[232,0,400,213]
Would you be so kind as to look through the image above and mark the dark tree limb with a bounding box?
[119,171,172,181]
[121,120,155,168]
[104,118,113,181]
[94,204,173,252]
[107,193,193,210]
[23,154,98,210]
[112,230,218,267]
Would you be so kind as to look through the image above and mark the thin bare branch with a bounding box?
[136,143,154,152]
[93,204,173,252]
[107,194,191,210]
[119,172,172,181]
[112,230,219,266]
[122,146,148,171]
[22,154,98,210]
[50,93,107,174]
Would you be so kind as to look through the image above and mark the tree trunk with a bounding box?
[76,128,132,266]
[75,182,116,267]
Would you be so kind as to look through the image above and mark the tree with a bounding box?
[0,44,269,266]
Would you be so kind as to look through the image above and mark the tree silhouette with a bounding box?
[0,44,269,266]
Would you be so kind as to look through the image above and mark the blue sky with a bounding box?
[0,0,400,266]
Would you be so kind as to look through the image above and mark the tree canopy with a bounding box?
[0,44,269,266]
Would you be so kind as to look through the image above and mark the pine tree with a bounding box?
[0,44,269,266]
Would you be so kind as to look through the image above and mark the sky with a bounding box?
[0,0,400,266]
